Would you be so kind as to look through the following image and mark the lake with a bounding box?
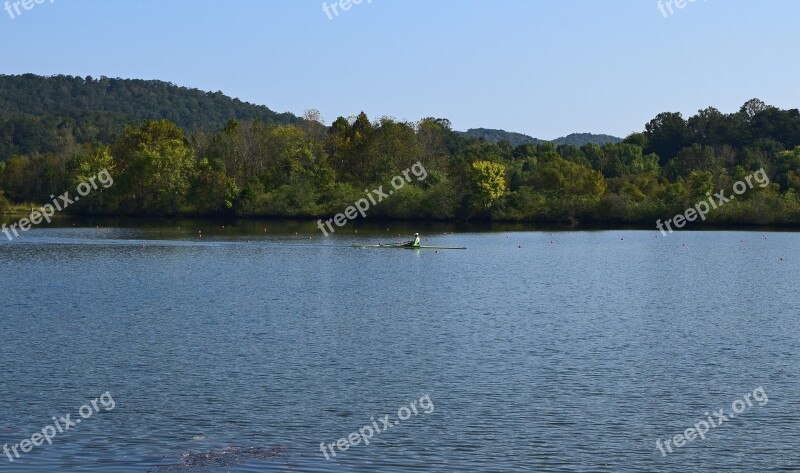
[1,219,798,472]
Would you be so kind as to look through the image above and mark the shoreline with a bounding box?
[3,211,800,233]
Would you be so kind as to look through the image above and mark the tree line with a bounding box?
[2,98,800,226]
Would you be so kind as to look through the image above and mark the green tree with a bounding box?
[67,144,116,213]
[0,189,9,214]
[0,156,29,202]
[324,116,353,180]
[687,170,713,200]
[189,158,239,214]
[113,120,195,215]
[416,117,455,172]
[374,118,421,178]
[644,112,688,165]
[530,156,606,197]
[471,160,507,210]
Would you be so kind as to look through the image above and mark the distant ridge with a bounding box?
[552,133,623,146]
[459,128,546,147]
[0,74,300,131]
[459,128,622,147]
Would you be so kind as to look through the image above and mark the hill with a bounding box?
[459,128,621,147]
[459,128,546,147]
[0,74,301,160]
[552,133,622,146]
[0,74,299,129]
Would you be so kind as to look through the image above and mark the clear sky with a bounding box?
[1,0,798,139]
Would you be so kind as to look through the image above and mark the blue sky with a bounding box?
[1,0,798,139]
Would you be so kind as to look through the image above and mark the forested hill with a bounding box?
[0,74,300,160]
[552,133,622,146]
[0,74,299,128]
[459,128,621,147]
[459,128,545,146]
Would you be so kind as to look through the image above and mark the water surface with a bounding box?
[1,221,798,472]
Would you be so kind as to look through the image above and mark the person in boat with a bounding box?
[404,233,421,247]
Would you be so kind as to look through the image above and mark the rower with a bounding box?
[404,233,421,247]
